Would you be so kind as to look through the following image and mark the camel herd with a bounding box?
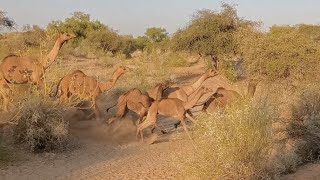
[0,32,259,141]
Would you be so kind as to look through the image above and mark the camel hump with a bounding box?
[73,70,85,74]
[3,54,18,60]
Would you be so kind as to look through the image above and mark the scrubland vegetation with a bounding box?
[1,3,320,179]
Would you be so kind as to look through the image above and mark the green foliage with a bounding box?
[238,25,320,80]
[47,12,106,46]
[297,24,320,43]
[134,36,150,51]
[119,35,137,58]
[0,10,15,30]
[220,60,241,82]
[83,28,120,54]
[47,11,139,58]
[144,27,168,43]
[171,4,244,57]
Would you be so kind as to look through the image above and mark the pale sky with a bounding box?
[2,0,320,36]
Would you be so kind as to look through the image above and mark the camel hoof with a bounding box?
[161,130,167,134]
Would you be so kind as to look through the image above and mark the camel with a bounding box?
[51,66,128,119]
[0,32,75,89]
[202,79,259,113]
[163,69,218,102]
[106,83,168,126]
[136,86,212,142]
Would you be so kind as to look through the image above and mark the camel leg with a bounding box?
[136,116,157,142]
[108,107,127,125]
[174,111,195,128]
[2,95,9,112]
[186,112,197,124]
[179,115,191,138]
[151,123,167,134]
[91,98,102,122]
[174,121,181,129]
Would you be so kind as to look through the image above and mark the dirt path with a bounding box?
[281,163,320,180]
[0,117,191,180]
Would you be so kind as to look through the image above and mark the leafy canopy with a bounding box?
[171,4,245,57]
[0,10,15,30]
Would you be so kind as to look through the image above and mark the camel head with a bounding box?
[147,83,169,101]
[58,32,76,42]
[213,87,226,98]
[207,69,219,77]
[115,66,129,77]
[202,86,214,94]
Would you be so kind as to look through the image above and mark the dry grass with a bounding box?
[177,97,284,180]
[11,95,69,152]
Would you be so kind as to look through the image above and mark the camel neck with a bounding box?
[99,71,123,92]
[183,73,209,96]
[184,88,205,110]
[42,38,64,69]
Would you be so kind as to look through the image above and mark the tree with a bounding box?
[297,24,320,43]
[134,36,150,51]
[171,3,247,69]
[0,10,15,30]
[144,27,168,43]
[238,25,320,80]
[47,11,106,46]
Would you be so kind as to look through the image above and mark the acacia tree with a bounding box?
[47,11,106,46]
[171,4,245,69]
[145,27,168,43]
[0,10,15,30]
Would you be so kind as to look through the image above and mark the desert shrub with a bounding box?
[288,87,320,162]
[163,53,190,67]
[12,97,69,152]
[170,3,251,64]
[178,98,282,180]
[219,60,242,81]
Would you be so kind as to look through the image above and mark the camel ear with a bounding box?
[213,93,224,98]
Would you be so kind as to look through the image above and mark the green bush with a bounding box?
[238,25,320,81]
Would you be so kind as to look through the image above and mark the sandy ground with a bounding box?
[282,163,320,180]
[0,117,190,180]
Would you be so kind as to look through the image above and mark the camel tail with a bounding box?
[49,85,58,97]
[50,78,63,97]
[106,103,117,112]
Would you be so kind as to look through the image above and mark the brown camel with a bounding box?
[106,83,168,126]
[0,33,75,89]
[0,72,12,112]
[202,79,259,113]
[163,69,218,102]
[136,86,212,142]
[52,66,128,119]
